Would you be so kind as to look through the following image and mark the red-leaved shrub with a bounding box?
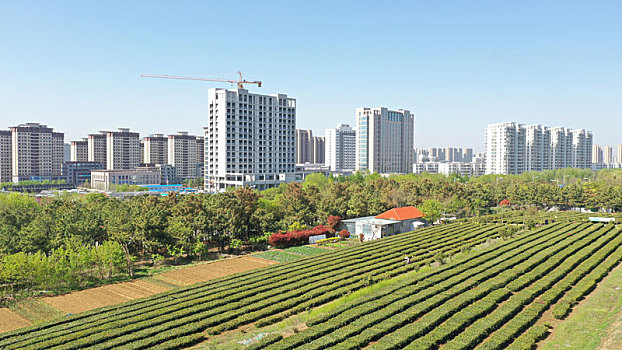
[268,225,331,248]
[339,229,350,239]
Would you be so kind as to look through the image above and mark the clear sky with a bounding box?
[1,1,621,152]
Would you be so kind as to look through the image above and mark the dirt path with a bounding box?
[0,308,31,333]
[154,255,277,286]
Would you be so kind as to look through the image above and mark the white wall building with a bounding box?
[0,130,12,183]
[168,131,200,180]
[10,123,64,182]
[355,107,414,174]
[90,168,161,191]
[204,88,296,192]
[106,128,141,170]
[325,123,356,172]
[485,122,592,175]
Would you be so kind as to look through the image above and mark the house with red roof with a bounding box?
[342,206,426,241]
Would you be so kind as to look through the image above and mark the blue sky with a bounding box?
[0,1,621,151]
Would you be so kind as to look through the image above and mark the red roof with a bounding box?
[375,206,424,221]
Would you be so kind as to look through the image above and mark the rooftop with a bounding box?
[375,206,424,221]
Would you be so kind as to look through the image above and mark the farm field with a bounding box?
[1,217,622,349]
[0,309,31,333]
[153,255,277,286]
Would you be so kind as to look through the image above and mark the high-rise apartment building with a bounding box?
[168,131,200,180]
[295,129,325,164]
[88,131,108,166]
[603,145,613,164]
[325,124,356,172]
[10,123,64,182]
[485,122,526,175]
[617,145,622,164]
[106,128,141,170]
[295,129,313,163]
[204,88,296,191]
[485,122,592,175]
[355,107,414,174]
[312,136,325,164]
[143,134,168,165]
[571,129,593,169]
[593,145,604,164]
[196,136,205,178]
[70,138,88,162]
[0,130,12,183]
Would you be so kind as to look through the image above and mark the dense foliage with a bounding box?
[1,168,622,297]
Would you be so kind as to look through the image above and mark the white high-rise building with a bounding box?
[571,129,593,169]
[204,88,296,191]
[0,130,12,183]
[525,125,550,172]
[168,132,200,180]
[485,122,526,175]
[70,138,88,162]
[88,131,108,166]
[485,122,592,175]
[143,134,168,165]
[10,123,64,182]
[355,107,414,174]
[325,124,356,172]
[617,145,622,164]
[106,128,141,170]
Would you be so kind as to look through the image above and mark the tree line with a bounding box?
[2,167,622,298]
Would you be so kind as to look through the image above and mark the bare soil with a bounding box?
[153,255,277,286]
[0,308,31,333]
[42,279,170,314]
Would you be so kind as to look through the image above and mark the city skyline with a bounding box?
[2,1,622,151]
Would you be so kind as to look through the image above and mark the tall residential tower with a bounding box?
[325,124,356,172]
[485,122,592,175]
[355,107,414,174]
[204,88,296,191]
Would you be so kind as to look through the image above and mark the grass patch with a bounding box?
[8,298,63,324]
[253,251,304,263]
[539,264,622,350]
[284,246,330,256]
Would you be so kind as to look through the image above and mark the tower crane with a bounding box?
[141,71,262,89]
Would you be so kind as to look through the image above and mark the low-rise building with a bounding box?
[90,168,160,191]
[343,206,426,241]
[62,161,104,186]
[136,164,177,185]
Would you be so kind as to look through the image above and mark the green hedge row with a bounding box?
[268,223,587,349]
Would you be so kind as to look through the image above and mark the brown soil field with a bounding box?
[154,255,277,286]
[42,279,170,314]
[0,308,31,333]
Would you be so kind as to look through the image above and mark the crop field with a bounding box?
[0,309,31,333]
[42,279,171,314]
[1,218,621,349]
[153,255,277,286]
[481,210,622,224]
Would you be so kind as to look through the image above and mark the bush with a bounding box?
[268,225,331,248]
[339,229,351,239]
